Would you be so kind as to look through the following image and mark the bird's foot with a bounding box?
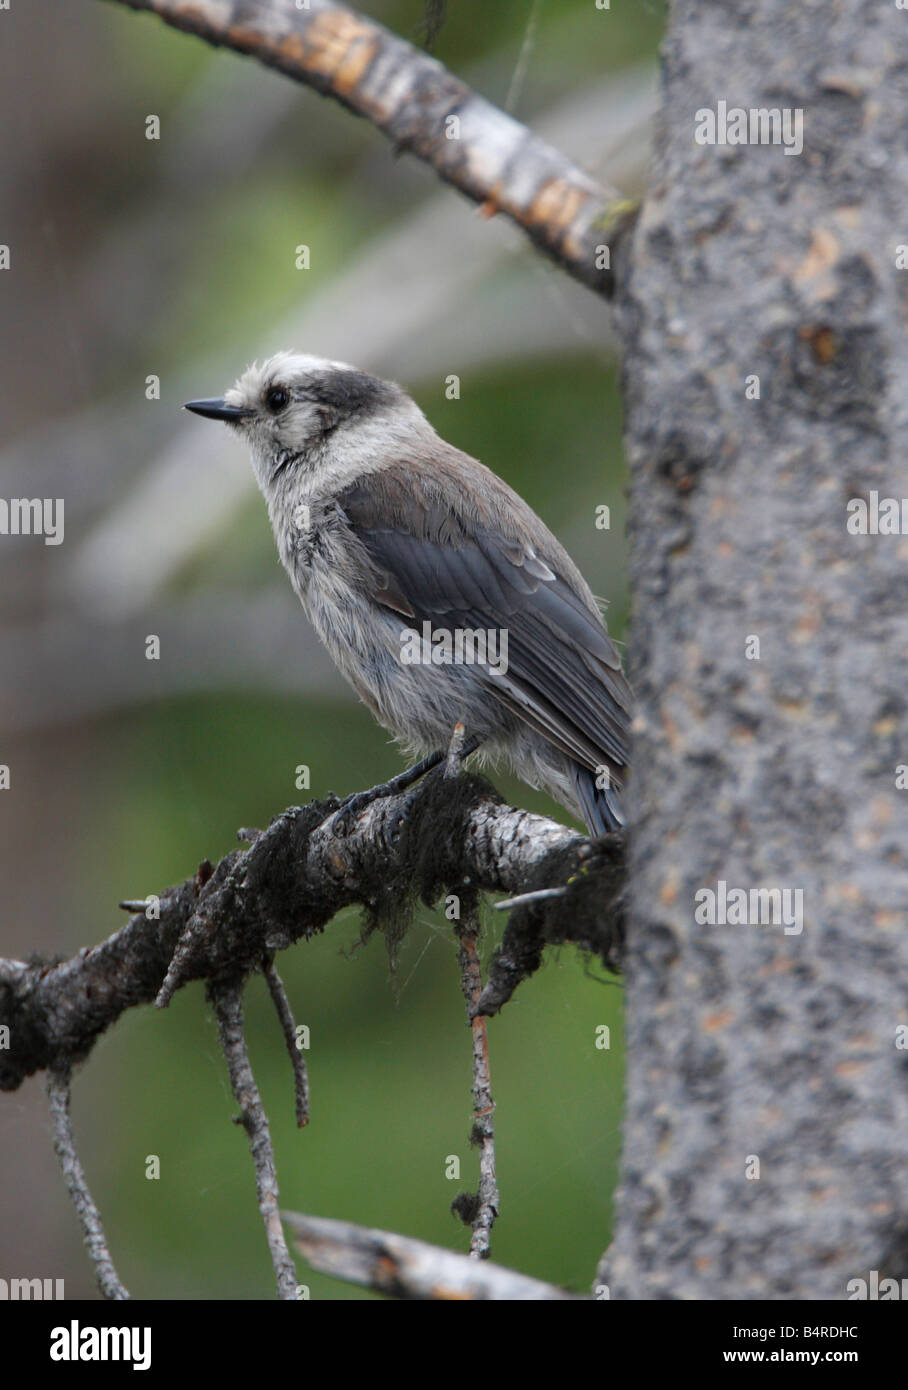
[333,732,481,837]
[333,750,444,836]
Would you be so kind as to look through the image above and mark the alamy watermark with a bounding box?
[0,497,64,545]
[694,879,804,935]
[50,1322,151,1370]
[847,1270,908,1300]
[399,622,509,677]
[846,490,908,535]
[0,1276,65,1299]
[694,100,804,156]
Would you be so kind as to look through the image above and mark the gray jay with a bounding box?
[185,353,631,835]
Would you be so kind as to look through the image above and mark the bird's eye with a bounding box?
[265,386,290,413]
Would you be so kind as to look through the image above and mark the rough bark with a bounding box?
[607,0,908,1298]
[0,771,624,1092]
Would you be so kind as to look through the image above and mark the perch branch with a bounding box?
[1,770,625,1093]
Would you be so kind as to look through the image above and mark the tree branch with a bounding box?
[263,955,310,1128]
[102,0,634,296]
[0,769,625,1093]
[282,1211,582,1300]
[454,913,499,1259]
[47,1062,130,1301]
[210,978,298,1298]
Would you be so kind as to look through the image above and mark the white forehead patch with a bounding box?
[224,351,357,409]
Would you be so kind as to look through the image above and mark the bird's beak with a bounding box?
[184,398,254,423]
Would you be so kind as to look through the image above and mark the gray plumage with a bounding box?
[185,352,631,835]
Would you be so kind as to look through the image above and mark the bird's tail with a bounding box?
[572,763,625,836]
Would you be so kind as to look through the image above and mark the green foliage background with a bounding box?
[0,0,664,1298]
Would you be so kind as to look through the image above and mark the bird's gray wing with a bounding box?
[337,484,631,775]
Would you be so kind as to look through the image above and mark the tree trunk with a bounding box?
[606,0,908,1298]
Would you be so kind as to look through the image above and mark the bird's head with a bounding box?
[185,351,419,494]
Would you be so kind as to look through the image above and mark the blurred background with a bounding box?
[0,0,661,1298]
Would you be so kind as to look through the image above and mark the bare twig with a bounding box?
[282,1210,581,1299]
[416,0,447,52]
[455,913,499,1259]
[444,720,499,1256]
[493,886,567,911]
[102,0,634,295]
[210,979,298,1299]
[263,956,310,1128]
[46,1062,130,1300]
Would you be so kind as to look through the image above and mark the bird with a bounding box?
[185,353,631,835]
